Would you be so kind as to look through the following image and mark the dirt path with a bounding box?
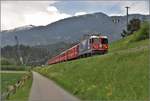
[29,71,80,101]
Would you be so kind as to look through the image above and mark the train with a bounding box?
[47,35,108,65]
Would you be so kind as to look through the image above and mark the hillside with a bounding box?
[34,22,149,100]
[1,13,150,47]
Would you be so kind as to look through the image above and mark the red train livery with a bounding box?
[47,35,108,65]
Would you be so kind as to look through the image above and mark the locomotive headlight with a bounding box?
[99,44,102,48]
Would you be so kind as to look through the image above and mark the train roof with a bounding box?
[99,36,108,38]
[90,35,108,39]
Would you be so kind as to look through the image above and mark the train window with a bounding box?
[90,38,99,43]
[93,38,99,43]
[101,38,108,44]
[90,39,92,43]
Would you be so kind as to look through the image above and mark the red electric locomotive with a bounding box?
[47,35,108,65]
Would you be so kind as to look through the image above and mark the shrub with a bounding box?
[130,21,149,42]
[121,18,141,38]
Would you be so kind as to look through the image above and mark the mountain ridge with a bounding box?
[1,12,150,47]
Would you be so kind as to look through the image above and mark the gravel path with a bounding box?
[29,71,80,101]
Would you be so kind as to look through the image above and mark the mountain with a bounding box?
[1,12,150,47]
[2,25,36,33]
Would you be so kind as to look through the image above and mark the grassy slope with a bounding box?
[109,36,149,53]
[1,72,32,101]
[7,73,32,101]
[35,39,149,100]
[1,73,25,92]
[34,23,149,100]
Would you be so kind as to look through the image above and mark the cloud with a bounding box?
[86,1,149,16]
[75,12,87,16]
[24,6,71,26]
[120,1,149,15]
[1,1,71,30]
[109,1,149,16]
[47,6,58,12]
[1,1,149,30]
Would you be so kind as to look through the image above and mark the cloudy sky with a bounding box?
[1,0,149,30]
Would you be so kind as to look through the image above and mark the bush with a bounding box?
[121,18,141,38]
[130,21,149,42]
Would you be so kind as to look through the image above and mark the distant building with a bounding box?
[112,17,120,23]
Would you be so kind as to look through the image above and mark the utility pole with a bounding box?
[14,36,23,65]
[125,6,130,31]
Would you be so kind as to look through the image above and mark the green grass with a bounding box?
[1,65,31,71]
[34,22,149,100]
[1,73,25,93]
[109,21,149,53]
[7,73,32,101]
[34,39,149,100]
[109,36,149,53]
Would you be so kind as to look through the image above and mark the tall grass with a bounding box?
[8,73,33,101]
[34,21,149,100]
[34,39,149,100]
[1,73,25,93]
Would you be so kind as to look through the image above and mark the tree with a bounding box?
[121,18,141,38]
[127,18,141,35]
[121,29,128,38]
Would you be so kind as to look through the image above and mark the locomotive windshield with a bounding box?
[90,38,100,44]
[93,38,99,43]
[101,38,108,44]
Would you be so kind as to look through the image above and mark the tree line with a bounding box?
[1,42,75,66]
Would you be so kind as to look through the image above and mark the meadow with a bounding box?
[35,39,149,100]
[34,22,149,100]
[1,72,32,101]
[7,73,32,101]
[1,73,25,93]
